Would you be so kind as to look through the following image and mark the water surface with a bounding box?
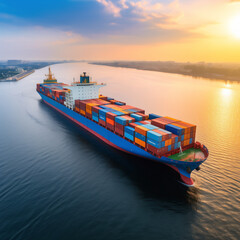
[0,62,239,240]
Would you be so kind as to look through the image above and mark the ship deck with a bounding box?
[170,148,205,162]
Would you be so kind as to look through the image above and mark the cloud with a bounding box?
[0,0,215,48]
[119,0,128,9]
[127,0,184,31]
[96,0,121,17]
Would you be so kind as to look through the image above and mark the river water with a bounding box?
[0,62,239,240]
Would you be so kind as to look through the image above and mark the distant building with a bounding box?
[7,60,23,65]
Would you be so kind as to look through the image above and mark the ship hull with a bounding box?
[38,92,206,186]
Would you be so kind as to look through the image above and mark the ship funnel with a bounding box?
[80,72,90,83]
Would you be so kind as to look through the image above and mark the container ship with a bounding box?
[37,68,209,186]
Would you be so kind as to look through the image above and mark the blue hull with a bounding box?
[38,92,206,186]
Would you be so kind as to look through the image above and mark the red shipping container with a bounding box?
[134,108,145,114]
[115,122,124,131]
[147,144,162,155]
[99,119,106,126]
[171,134,178,144]
[118,105,136,110]
[151,117,179,129]
[153,129,172,141]
[106,122,115,131]
[106,112,117,120]
[129,122,138,128]
[92,106,101,114]
[136,112,148,120]
[85,112,92,119]
[121,116,135,123]
[115,126,124,136]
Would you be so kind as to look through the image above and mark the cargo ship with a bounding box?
[37,68,209,186]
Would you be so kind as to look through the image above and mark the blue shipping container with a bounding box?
[147,139,162,148]
[124,132,134,141]
[135,132,146,142]
[181,135,184,141]
[92,115,99,122]
[144,124,159,130]
[165,124,183,136]
[168,145,172,152]
[112,111,125,116]
[172,135,178,143]
[148,114,162,120]
[115,102,124,106]
[128,109,138,113]
[124,126,135,135]
[99,115,106,121]
[92,111,98,116]
[115,116,127,125]
[130,113,143,121]
[147,130,162,142]
[99,109,109,117]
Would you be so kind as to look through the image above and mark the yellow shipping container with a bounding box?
[135,137,146,148]
[86,103,97,114]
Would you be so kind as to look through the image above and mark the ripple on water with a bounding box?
[0,63,240,240]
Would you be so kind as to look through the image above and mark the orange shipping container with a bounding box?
[135,138,146,148]
[164,116,180,122]
[183,139,190,146]
[165,139,172,146]
[106,118,114,125]
[80,110,85,115]
[86,103,97,114]
[135,125,149,136]
[174,121,196,134]
[174,123,190,135]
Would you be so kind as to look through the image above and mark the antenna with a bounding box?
[179,145,183,154]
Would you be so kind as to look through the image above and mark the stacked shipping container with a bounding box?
[37,83,69,104]
[38,84,197,158]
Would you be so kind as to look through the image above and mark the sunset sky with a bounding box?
[1,0,240,62]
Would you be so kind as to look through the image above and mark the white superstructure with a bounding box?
[64,72,106,109]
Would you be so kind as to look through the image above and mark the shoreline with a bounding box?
[91,62,240,83]
[0,70,35,82]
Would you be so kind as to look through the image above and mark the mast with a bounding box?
[45,67,55,80]
[44,67,57,83]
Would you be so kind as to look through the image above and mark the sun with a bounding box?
[229,15,240,39]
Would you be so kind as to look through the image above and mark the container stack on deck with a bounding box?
[37,83,69,104]
[73,96,196,158]
[38,85,197,158]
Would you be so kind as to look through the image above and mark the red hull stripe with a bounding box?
[166,164,194,186]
